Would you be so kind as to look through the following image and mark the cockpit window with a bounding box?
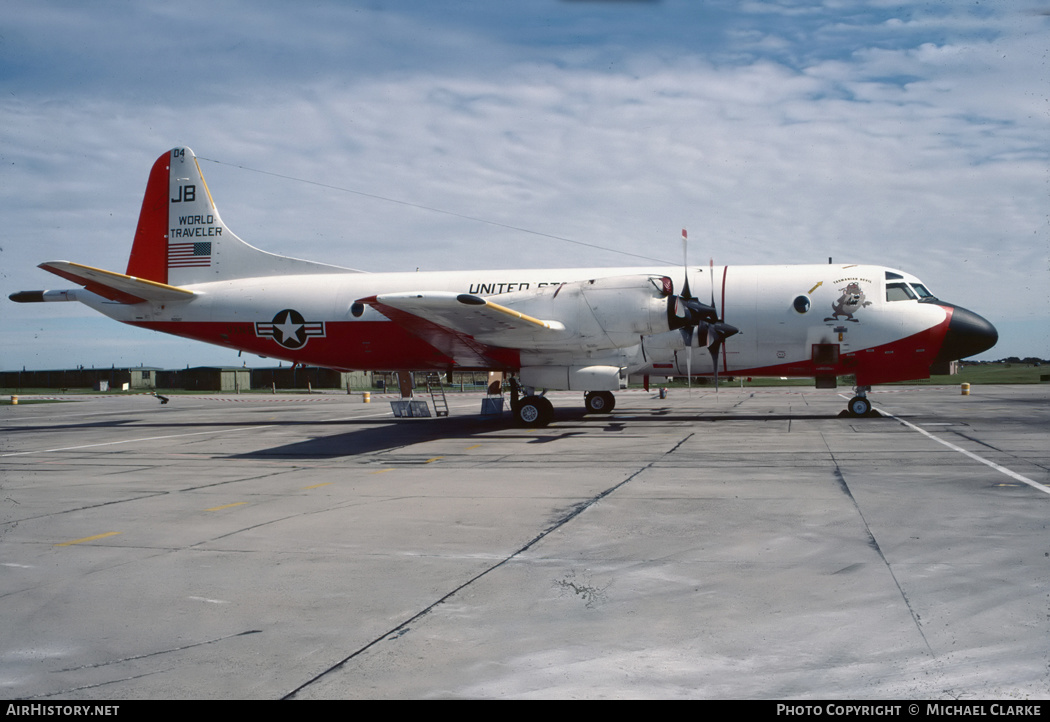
[885,271,904,280]
[886,282,917,302]
[911,283,934,299]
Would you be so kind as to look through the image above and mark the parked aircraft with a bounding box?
[10,147,997,425]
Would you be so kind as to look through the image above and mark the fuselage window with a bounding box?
[886,282,917,302]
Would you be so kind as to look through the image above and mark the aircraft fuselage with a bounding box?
[71,262,974,388]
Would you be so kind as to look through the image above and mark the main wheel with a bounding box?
[584,391,616,414]
[847,395,872,417]
[516,395,553,427]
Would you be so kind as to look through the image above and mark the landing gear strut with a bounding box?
[847,386,873,417]
[584,391,615,414]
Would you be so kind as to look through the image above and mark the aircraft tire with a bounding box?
[516,395,553,427]
[847,396,872,417]
[584,391,615,414]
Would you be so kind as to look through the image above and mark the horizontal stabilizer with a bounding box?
[38,261,196,304]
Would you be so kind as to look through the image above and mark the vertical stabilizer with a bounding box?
[125,147,357,286]
[126,151,173,283]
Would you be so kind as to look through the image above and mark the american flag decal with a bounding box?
[168,241,212,268]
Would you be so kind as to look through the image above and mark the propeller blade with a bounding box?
[686,341,692,393]
[677,235,737,393]
[706,321,739,391]
[710,258,716,313]
[712,348,719,391]
[679,324,693,347]
[707,326,720,390]
[681,229,692,301]
[707,321,739,348]
[682,297,717,322]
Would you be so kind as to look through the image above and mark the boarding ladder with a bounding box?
[425,372,450,417]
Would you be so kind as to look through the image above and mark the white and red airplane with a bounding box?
[11,147,997,425]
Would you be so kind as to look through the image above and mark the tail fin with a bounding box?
[126,147,357,285]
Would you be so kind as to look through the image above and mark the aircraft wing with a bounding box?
[38,261,196,304]
[371,292,564,337]
[360,292,566,367]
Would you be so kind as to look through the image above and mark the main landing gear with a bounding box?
[584,391,616,414]
[508,380,618,427]
[508,378,554,427]
[846,386,873,417]
[515,394,554,427]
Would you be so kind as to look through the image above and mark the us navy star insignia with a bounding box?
[255,309,325,349]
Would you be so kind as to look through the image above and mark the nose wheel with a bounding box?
[846,386,873,417]
[847,395,872,417]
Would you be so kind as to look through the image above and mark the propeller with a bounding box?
[668,230,739,388]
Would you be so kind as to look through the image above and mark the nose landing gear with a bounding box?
[847,386,874,417]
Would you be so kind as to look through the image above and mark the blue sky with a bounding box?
[2,0,1047,370]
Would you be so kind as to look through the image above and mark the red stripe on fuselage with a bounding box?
[132,320,521,371]
[724,307,954,385]
[131,304,953,385]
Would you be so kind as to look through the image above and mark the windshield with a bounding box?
[886,282,917,302]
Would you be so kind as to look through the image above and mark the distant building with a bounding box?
[929,360,960,375]
[0,367,162,390]
[250,366,371,390]
[1,365,375,391]
[155,367,250,392]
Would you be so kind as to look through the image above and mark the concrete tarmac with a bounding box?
[1,385,1047,699]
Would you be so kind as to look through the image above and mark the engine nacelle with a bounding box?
[497,274,675,350]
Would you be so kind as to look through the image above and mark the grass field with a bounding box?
[644,362,1047,388]
[900,363,1046,386]
[1,363,1045,404]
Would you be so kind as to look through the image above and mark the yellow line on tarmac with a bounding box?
[371,468,395,474]
[425,457,443,464]
[303,482,333,489]
[465,444,481,450]
[205,502,248,512]
[55,532,121,547]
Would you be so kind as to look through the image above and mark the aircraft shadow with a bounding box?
[231,406,856,459]
[233,415,507,458]
[4,404,861,459]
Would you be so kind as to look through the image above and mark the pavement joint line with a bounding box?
[820,433,933,655]
[849,396,1050,496]
[281,433,683,700]
[53,630,261,672]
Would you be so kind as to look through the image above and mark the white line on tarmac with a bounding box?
[0,425,271,458]
[850,396,1050,496]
